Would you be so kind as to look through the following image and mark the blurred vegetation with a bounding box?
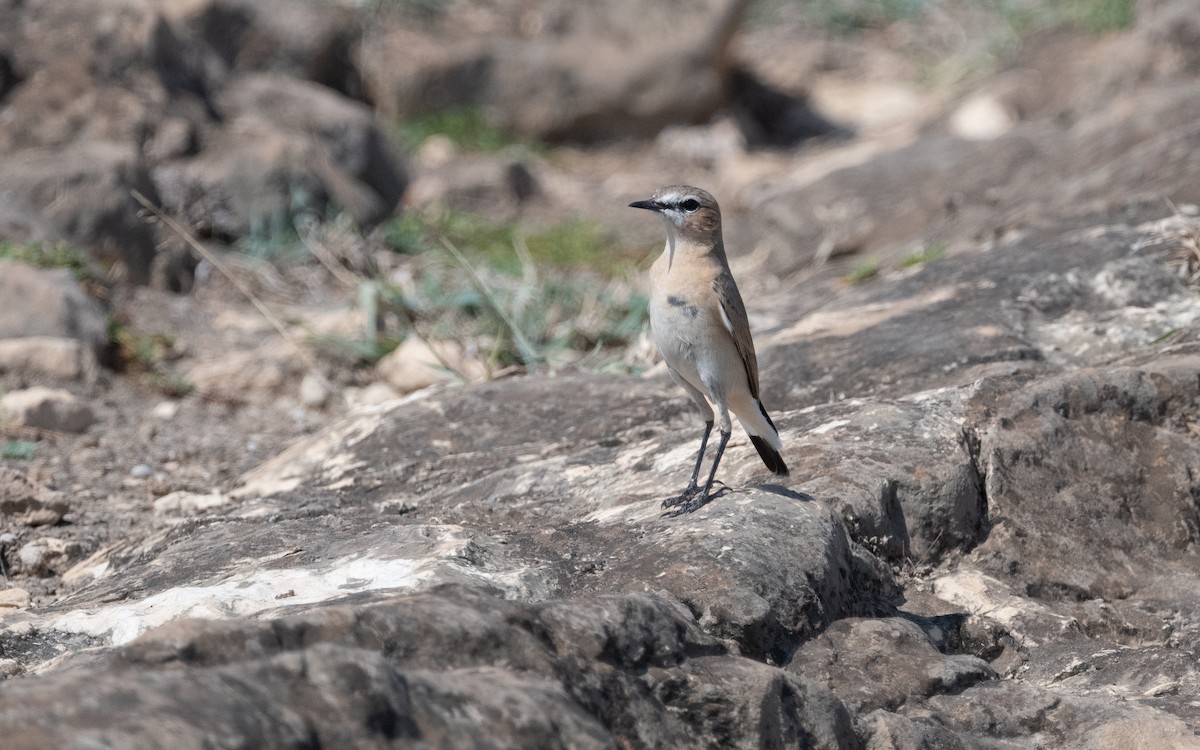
[396,108,533,153]
[282,207,651,374]
[107,320,195,395]
[755,0,1134,34]
[1,440,36,461]
[846,259,879,284]
[375,209,649,371]
[0,240,98,282]
[901,242,946,268]
[384,208,636,273]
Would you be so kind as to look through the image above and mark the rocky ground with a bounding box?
[1,0,1200,747]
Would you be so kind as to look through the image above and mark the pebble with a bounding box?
[299,373,330,408]
[152,401,180,420]
[130,464,154,479]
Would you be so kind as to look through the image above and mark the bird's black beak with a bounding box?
[628,199,663,212]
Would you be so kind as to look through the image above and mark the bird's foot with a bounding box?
[661,483,700,509]
[661,483,729,518]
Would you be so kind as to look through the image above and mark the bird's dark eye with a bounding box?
[681,199,701,212]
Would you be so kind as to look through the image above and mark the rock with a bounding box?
[360,0,754,141]
[0,388,95,433]
[856,709,970,750]
[298,372,329,408]
[948,91,1017,141]
[0,590,30,611]
[403,153,543,220]
[129,464,154,480]
[0,658,21,678]
[0,469,69,527]
[656,117,747,166]
[787,617,996,714]
[343,381,401,408]
[150,401,180,421]
[376,337,485,394]
[17,538,80,577]
[183,340,306,402]
[0,589,861,749]
[0,337,98,382]
[177,0,364,95]
[0,262,108,354]
[153,491,229,517]
[154,73,407,239]
[0,144,160,284]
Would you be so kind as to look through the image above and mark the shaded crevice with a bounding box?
[959,424,991,549]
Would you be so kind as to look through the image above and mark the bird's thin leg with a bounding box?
[661,421,713,509]
[665,429,731,517]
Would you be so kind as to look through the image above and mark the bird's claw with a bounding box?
[661,484,700,509]
[662,493,711,517]
[660,483,729,517]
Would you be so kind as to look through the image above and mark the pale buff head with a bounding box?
[628,185,723,245]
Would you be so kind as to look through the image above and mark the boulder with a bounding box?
[154,73,407,238]
[0,144,160,284]
[0,337,98,382]
[0,263,108,354]
[360,0,754,141]
[0,469,69,527]
[0,387,95,433]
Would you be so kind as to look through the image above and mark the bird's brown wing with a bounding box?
[712,271,760,400]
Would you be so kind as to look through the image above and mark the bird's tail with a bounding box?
[736,400,789,476]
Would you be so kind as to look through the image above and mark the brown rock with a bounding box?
[0,144,160,284]
[0,262,108,354]
[154,73,406,239]
[0,387,95,433]
[0,469,69,527]
[0,337,98,382]
[377,337,487,394]
[17,537,80,577]
[0,589,31,611]
[360,0,753,141]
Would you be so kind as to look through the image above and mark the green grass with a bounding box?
[1,440,36,460]
[755,0,1134,35]
[396,108,529,153]
[0,240,97,281]
[383,209,632,274]
[306,333,401,366]
[370,208,650,371]
[1067,0,1135,33]
[846,260,879,285]
[900,242,947,268]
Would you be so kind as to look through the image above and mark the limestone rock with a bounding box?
[0,263,108,354]
[17,537,80,577]
[0,469,69,527]
[153,73,406,239]
[360,0,753,141]
[0,337,98,382]
[0,589,30,611]
[0,144,159,284]
[0,388,95,433]
[377,337,486,394]
[153,491,229,517]
[788,617,996,714]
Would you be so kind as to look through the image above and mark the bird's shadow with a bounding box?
[747,483,816,503]
[658,482,814,517]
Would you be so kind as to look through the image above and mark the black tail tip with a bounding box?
[749,434,789,476]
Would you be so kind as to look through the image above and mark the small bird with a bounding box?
[629,185,788,515]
